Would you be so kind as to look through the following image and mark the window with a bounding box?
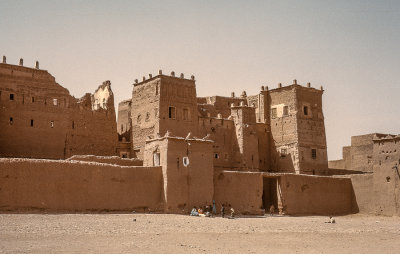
[121,153,128,158]
[50,121,54,128]
[214,153,219,159]
[53,98,58,106]
[72,121,75,129]
[10,94,14,100]
[281,148,287,157]
[271,108,277,119]
[169,106,176,119]
[31,97,35,103]
[304,106,308,116]
[9,117,13,125]
[183,108,189,120]
[283,106,289,116]
[311,149,317,159]
[30,119,34,127]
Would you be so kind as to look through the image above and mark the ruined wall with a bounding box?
[0,61,117,159]
[67,155,143,166]
[213,171,264,215]
[144,136,214,213]
[278,174,353,215]
[197,96,246,118]
[0,158,163,212]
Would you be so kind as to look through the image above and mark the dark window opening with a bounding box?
[283,106,289,116]
[9,117,13,125]
[72,121,75,129]
[304,106,309,116]
[30,119,34,127]
[311,149,317,159]
[214,153,219,159]
[10,94,14,100]
[281,148,287,157]
[169,106,176,119]
[122,153,128,158]
[32,97,35,103]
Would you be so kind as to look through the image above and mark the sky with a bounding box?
[1,0,399,160]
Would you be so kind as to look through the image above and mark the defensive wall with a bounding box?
[67,155,143,166]
[0,158,162,212]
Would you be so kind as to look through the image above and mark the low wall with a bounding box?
[213,171,264,215]
[278,174,353,215]
[0,158,162,212]
[67,155,143,166]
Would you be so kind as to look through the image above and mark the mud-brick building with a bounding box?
[0,57,117,159]
[119,71,328,175]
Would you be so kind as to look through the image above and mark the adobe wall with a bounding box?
[67,155,143,166]
[117,99,132,143]
[0,62,117,159]
[213,171,264,215]
[0,158,163,212]
[197,96,246,118]
[278,174,353,215]
[144,136,214,213]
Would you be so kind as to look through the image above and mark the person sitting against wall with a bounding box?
[190,207,199,216]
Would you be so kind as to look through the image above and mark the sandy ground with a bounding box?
[0,213,399,253]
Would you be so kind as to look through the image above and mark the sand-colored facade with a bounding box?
[0,59,117,159]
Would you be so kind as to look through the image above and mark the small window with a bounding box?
[283,106,289,116]
[122,153,128,158]
[50,121,54,128]
[281,148,287,157]
[304,106,308,116]
[30,119,34,127]
[271,108,277,119]
[311,149,317,159]
[214,153,219,159]
[9,117,13,125]
[72,121,75,129]
[10,94,14,100]
[169,106,176,119]
[183,108,189,120]
[53,98,58,106]
[31,97,35,103]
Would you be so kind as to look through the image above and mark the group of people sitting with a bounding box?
[190,201,235,218]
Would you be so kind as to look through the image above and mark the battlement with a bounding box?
[373,134,400,143]
[0,56,54,82]
[264,80,324,94]
[132,70,195,87]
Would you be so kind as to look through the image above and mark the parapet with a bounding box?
[132,70,196,87]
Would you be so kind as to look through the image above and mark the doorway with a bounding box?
[262,177,278,213]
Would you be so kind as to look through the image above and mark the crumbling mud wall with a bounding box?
[0,60,117,159]
[213,171,264,215]
[278,174,353,215]
[0,158,162,212]
[67,155,143,166]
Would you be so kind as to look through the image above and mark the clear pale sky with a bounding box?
[1,0,399,160]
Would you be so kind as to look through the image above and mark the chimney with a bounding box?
[278,83,282,88]
[180,73,184,78]
[261,86,265,91]
[35,61,39,69]
[142,76,146,81]
[231,92,235,97]
[265,86,269,91]
[19,58,23,66]
[191,75,195,80]
[149,74,152,78]
[134,79,138,84]
[159,69,162,75]
[320,86,324,91]
[2,56,6,64]
[293,79,297,85]
[171,71,175,77]
[307,82,311,88]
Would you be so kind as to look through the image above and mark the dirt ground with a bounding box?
[0,213,399,253]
